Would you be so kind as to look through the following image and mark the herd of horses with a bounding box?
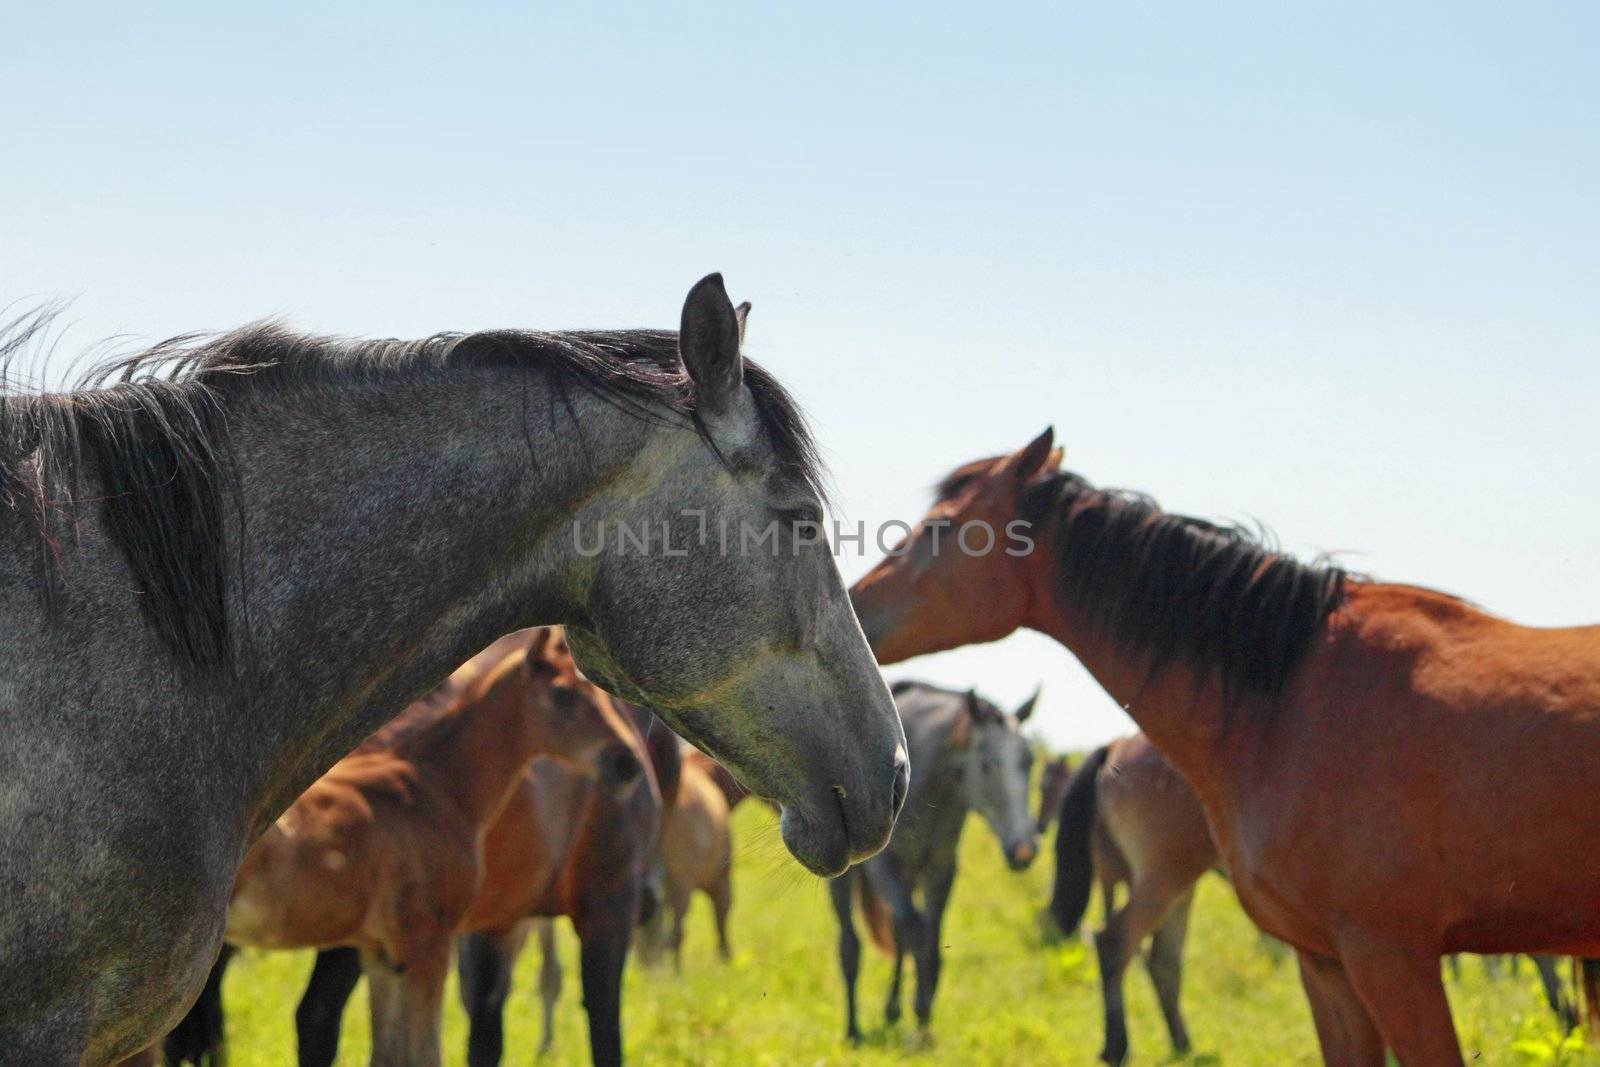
[1,273,1599,1066]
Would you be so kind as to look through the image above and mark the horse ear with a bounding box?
[521,628,558,677]
[679,273,744,416]
[523,627,552,660]
[735,301,752,346]
[949,702,973,749]
[996,427,1057,487]
[965,689,986,720]
[1015,685,1041,723]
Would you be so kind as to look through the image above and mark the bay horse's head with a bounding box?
[518,627,646,796]
[850,428,1062,665]
[954,687,1040,871]
[1035,753,1073,834]
[562,274,908,877]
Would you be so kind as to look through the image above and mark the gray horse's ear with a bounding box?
[964,689,983,720]
[735,301,752,346]
[1015,685,1041,723]
[679,273,744,416]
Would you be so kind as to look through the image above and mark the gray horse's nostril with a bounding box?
[890,747,910,817]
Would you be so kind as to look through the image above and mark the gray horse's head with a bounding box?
[563,274,908,877]
[959,687,1040,871]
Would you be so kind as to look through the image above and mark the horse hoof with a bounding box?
[1099,1048,1128,1066]
[846,1029,863,1046]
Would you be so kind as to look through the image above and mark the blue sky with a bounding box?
[5,3,1597,748]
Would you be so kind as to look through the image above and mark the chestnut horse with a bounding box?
[222,628,640,1066]
[167,652,675,1067]
[1049,733,1218,1064]
[683,746,754,811]
[851,429,1600,1065]
[1036,754,1072,835]
[638,749,736,969]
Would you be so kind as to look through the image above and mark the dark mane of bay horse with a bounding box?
[0,312,823,671]
[936,459,1349,702]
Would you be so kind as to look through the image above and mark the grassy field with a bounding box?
[215,799,1592,1065]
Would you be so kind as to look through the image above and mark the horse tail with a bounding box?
[854,875,896,957]
[1050,744,1110,935]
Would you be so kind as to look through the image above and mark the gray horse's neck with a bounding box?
[220,368,659,830]
[0,365,657,840]
[887,697,970,873]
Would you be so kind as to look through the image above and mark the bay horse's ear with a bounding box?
[1015,685,1041,723]
[679,273,744,416]
[997,426,1057,487]
[521,628,560,679]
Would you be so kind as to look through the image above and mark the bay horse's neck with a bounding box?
[392,661,547,830]
[1019,520,1247,795]
[222,370,650,832]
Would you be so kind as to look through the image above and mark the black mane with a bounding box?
[1021,472,1346,700]
[0,314,824,670]
[935,459,1347,701]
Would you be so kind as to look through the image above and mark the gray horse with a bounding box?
[829,680,1039,1042]
[0,274,908,1064]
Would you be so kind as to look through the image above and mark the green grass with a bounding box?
[215,801,1594,1065]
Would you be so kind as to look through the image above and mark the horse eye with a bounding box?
[779,505,823,527]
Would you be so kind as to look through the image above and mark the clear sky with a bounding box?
[5,3,1597,749]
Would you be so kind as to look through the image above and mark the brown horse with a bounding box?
[638,749,735,968]
[683,745,754,811]
[850,429,1600,1066]
[178,627,641,1067]
[450,700,674,1067]
[285,700,677,1067]
[1036,754,1073,835]
[1049,733,1218,1064]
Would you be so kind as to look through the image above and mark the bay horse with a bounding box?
[0,274,907,1063]
[683,746,754,811]
[830,681,1039,1042]
[168,682,676,1067]
[1050,732,1218,1064]
[638,748,736,969]
[1036,754,1072,835]
[224,627,641,1066]
[850,428,1600,1065]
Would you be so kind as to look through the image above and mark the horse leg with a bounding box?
[1532,955,1576,1030]
[709,868,733,962]
[1095,882,1176,1066]
[536,920,561,1056]
[667,882,691,972]
[829,875,864,1044]
[573,905,631,1067]
[885,944,907,1026]
[457,923,531,1067]
[1143,888,1194,1057]
[362,940,451,1067]
[910,863,957,1031]
[865,855,921,1029]
[1335,937,1462,1066]
[1582,959,1600,1036]
[296,946,362,1067]
[163,941,234,1067]
[1295,950,1385,1067]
